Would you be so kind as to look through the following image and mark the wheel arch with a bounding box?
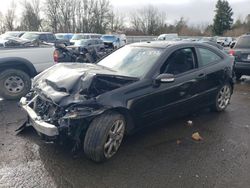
[0,57,37,77]
[103,107,135,135]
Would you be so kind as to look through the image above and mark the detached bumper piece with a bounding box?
[20,96,59,137]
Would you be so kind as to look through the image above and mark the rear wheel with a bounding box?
[212,83,232,112]
[84,111,126,162]
[0,69,31,100]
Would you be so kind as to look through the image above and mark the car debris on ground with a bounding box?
[192,132,203,141]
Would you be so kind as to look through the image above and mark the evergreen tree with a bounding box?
[213,0,233,35]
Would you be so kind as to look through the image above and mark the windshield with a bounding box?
[55,34,64,39]
[74,40,88,46]
[71,34,89,40]
[98,46,163,78]
[101,35,116,41]
[21,33,39,40]
[235,36,250,48]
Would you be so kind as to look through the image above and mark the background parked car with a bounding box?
[229,34,250,80]
[55,33,73,42]
[101,34,125,49]
[217,37,232,47]
[55,33,73,40]
[0,32,26,47]
[70,33,101,45]
[20,32,69,45]
[1,31,25,38]
[72,39,104,50]
[54,39,107,63]
[157,33,179,41]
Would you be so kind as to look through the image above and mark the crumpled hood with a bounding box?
[33,63,138,106]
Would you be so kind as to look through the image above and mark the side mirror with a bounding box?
[154,73,175,86]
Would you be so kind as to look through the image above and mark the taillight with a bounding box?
[229,49,235,56]
[53,50,59,63]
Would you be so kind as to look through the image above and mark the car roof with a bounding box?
[129,41,222,50]
[23,32,53,34]
[56,33,73,35]
[73,33,100,35]
[129,41,187,48]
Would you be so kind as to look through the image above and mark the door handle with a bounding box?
[197,73,206,79]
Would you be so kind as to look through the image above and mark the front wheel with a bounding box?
[84,111,126,162]
[212,83,232,112]
[0,69,31,100]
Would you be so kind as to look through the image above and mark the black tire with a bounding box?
[235,73,242,81]
[0,69,31,100]
[84,111,126,162]
[212,83,232,112]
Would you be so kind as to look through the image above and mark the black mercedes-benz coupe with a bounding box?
[20,41,234,162]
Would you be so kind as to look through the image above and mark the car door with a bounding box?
[195,46,225,106]
[131,47,205,126]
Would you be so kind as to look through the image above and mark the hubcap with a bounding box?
[104,119,125,159]
[217,85,231,109]
[4,76,25,94]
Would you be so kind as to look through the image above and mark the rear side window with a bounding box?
[198,48,222,67]
[235,36,250,48]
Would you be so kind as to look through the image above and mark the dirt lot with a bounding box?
[1,78,250,188]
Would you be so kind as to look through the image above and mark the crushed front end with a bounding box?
[20,93,66,139]
[19,92,103,142]
[19,63,137,141]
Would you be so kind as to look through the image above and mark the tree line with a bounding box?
[0,0,249,36]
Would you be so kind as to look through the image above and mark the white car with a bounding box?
[157,33,179,41]
[70,33,101,45]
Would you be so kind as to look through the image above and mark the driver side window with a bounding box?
[161,48,196,75]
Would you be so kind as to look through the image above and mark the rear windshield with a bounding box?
[235,36,250,48]
[101,36,116,41]
[72,34,89,40]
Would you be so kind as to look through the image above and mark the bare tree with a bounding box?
[58,0,74,32]
[0,11,6,33]
[130,5,167,35]
[91,0,111,33]
[4,1,16,31]
[108,10,125,32]
[44,0,60,32]
[20,0,42,31]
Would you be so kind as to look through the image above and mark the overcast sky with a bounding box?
[0,0,249,25]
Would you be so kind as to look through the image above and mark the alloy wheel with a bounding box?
[217,85,231,110]
[104,119,125,159]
